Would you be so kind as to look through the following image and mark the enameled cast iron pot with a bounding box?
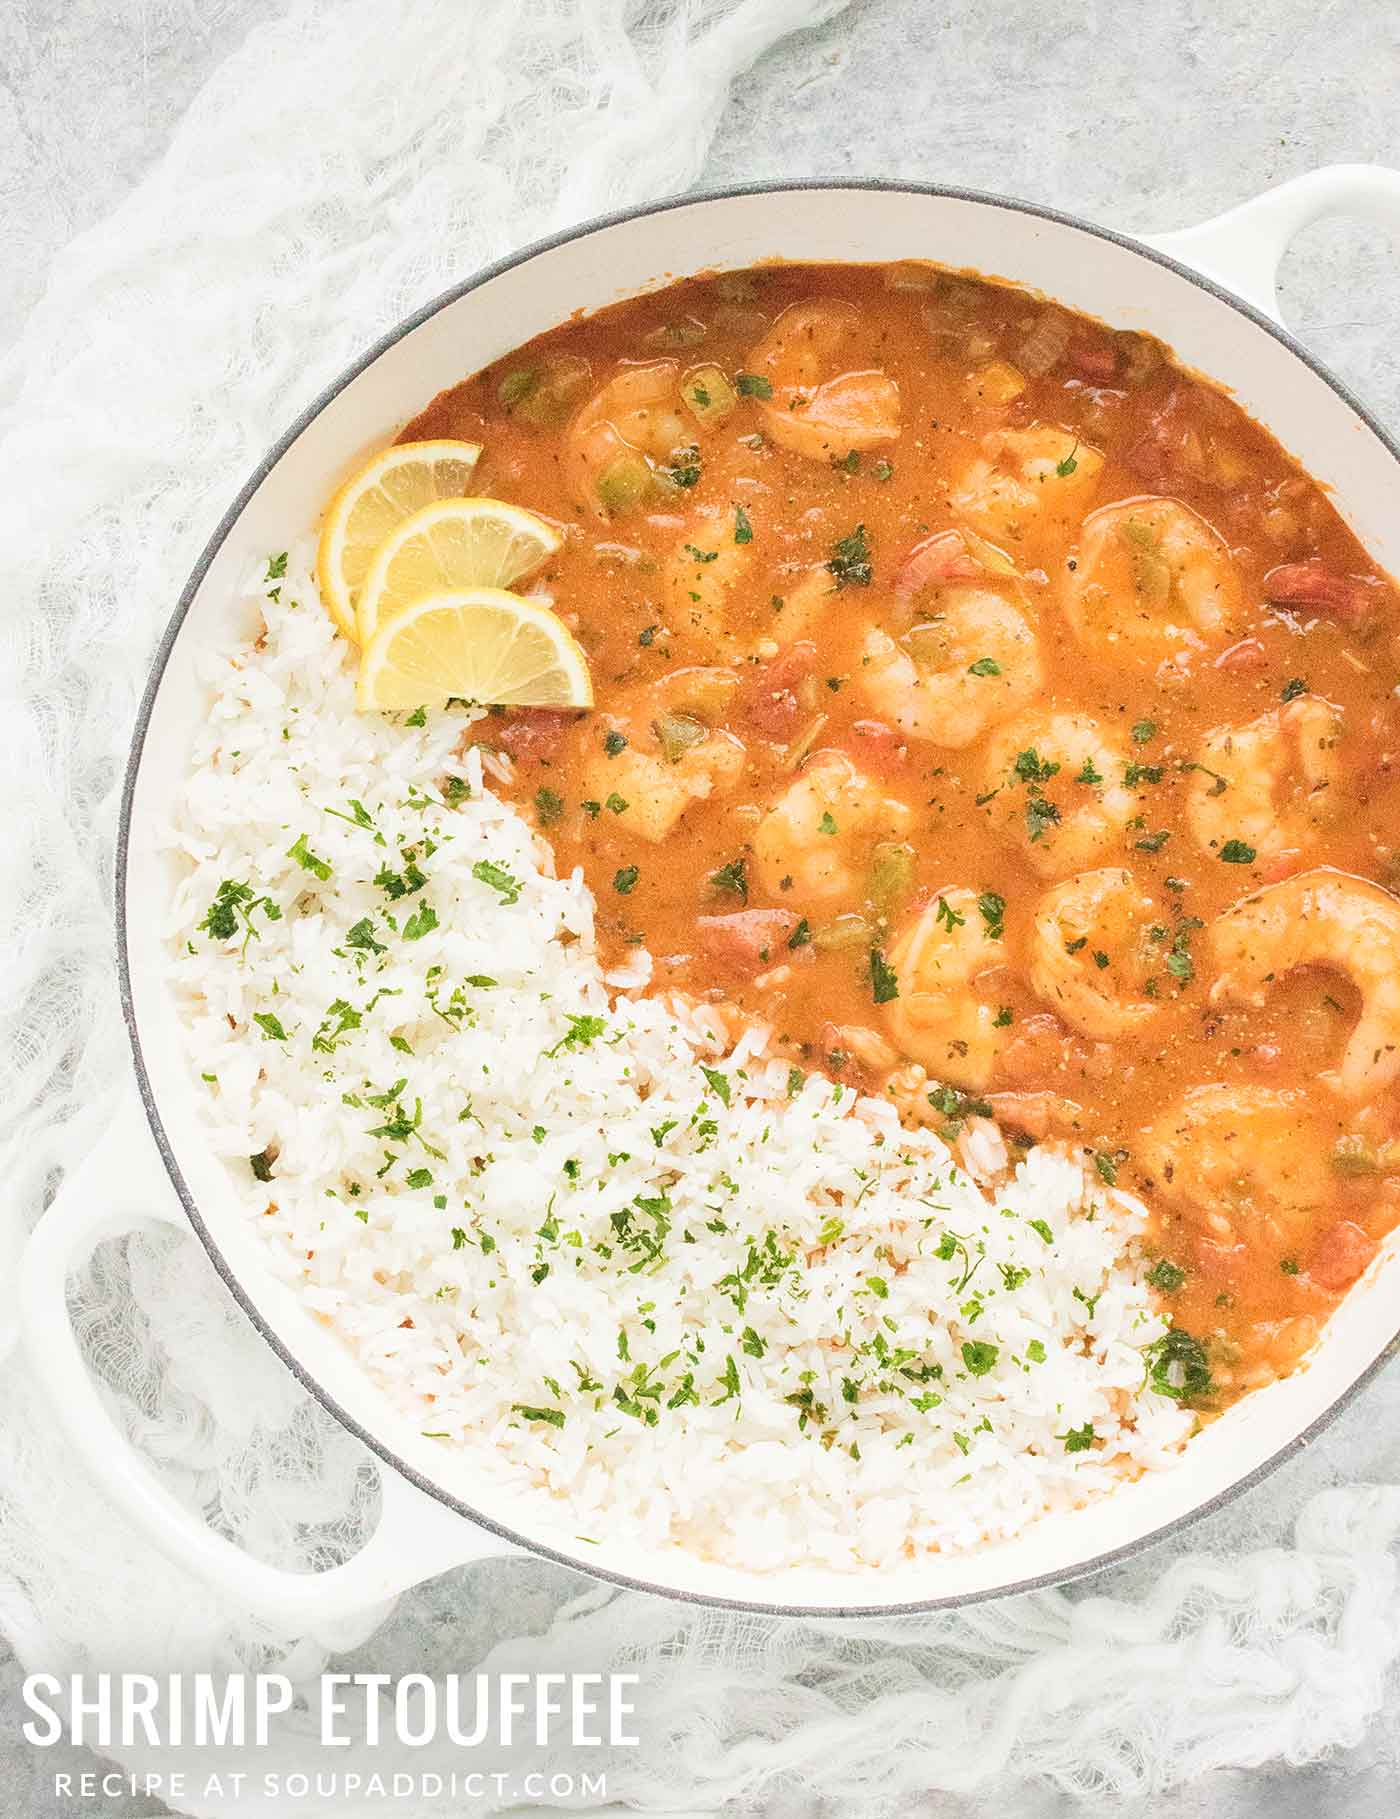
[22,167,1400,1639]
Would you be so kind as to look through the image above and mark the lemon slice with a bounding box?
[316,440,482,640]
[356,498,563,645]
[357,588,593,713]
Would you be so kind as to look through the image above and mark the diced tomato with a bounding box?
[696,909,803,970]
[1066,339,1119,385]
[1126,391,1207,486]
[493,709,573,762]
[1213,637,1268,673]
[746,640,818,737]
[1307,1219,1379,1293]
[1263,562,1373,625]
[892,530,979,599]
[846,718,910,772]
[1258,848,1304,884]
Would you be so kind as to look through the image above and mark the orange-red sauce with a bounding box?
[402,261,1400,1406]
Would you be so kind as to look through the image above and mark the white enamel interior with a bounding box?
[125,186,1400,1611]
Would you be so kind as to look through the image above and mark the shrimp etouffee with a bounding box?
[401,261,1400,1409]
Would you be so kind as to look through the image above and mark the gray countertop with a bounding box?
[5,0,1400,1813]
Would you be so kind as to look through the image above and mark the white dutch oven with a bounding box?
[21,167,1400,1636]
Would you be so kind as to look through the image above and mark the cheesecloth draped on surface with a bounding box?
[4,1,1400,1813]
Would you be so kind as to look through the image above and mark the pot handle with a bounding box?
[1143,163,1400,324]
[19,1090,522,1645]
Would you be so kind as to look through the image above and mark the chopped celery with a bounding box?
[814,913,875,952]
[671,669,739,718]
[646,316,708,350]
[596,452,653,515]
[498,367,538,408]
[960,529,1020,577]
[905,619,953,667]
[1118,519,1171,608]
[1331,1134,1379,1178]
[681,364,738,428]
[869,842,916,914]
[508,355,591,426]
[653,710,707,763]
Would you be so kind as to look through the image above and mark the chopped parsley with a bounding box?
[613,865,640,894]
[735,371,773,399]
[1147,1258,1187,1293]
[534,786,565,825]
[198,880,281,949]
[1145,1327,1212,1404]
[700,1065,732,1107]
[961,1340,999,1377]
[977,890,1006,938]
[709,858,748,901]
[603,730,628,757]
[546,1014,607,1057]
[286,833,331,881]
[345,917,386,955]
[828,523,873,589]
[869,948,899,1005]
[788,917,812,949]
[1219,839,1257,864]
[1131,719,1158,744]
[374,857,427,900]
[252,1011,288,1042]
[1062,1423,1095,1453]
[1281,677,1308,702]
[1026,796,1061,844]
[472,859,523,904]
[734,505,753,545]
[663,449,702,488]
[1014,748,1060,784]
[968,656,1002,677]
[513,1405,566,1428]
[402,903,438,940]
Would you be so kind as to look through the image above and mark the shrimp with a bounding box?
[949,424,1104,549]
[1187,695,1344,867]
[1028,869,1161,1039]
[580,667,744,842]
[566,361,692,517]
[745,302,900,461]
[857,585,1043,748]
[1063,497,1243,673]
[752,750,913,905]
[662,506,755,653]
[1139,1084,1337,1250]
[881,888,1010,1091]
[1208,868,1400,1100]
[977,712,1136,878]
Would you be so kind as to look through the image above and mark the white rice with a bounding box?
[162,550,1191,1572]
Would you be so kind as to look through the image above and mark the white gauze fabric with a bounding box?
[4,1,1400,1813]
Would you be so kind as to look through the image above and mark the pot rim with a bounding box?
[116,176,1400,1616]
